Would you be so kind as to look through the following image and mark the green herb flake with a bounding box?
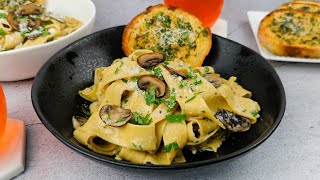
[185,91,203,103]
[81,104,91,118]
[144,84,163,106]
[0,28,6,36]
[194,91,204,95]
[115,118,127,124]
[201,29,208,37]
[144,84,156,105]
[131,112,152,125]
[179,80,187,88]
[251,110,259,117]
[41,29,50,37]
[187,67,196,79]
[164,88,176,111]
[157,13,171,28]
[163,61,169,65]
[132,143,144,150]
[204,67,210,73]
[151,67,163,80]
[114,61,124,74]
[0,12,7,19]
[185,95,196,103]
[132,77,139,82]
[166,113,186,123]
[165,141,179,153]
[193,78,202,86]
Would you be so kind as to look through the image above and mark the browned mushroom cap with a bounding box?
[72,116,88,130]
[99,105,133,127]
[6,12,19,31]
[28,18,41,30]
[204,74,222,88]
[137,75,166,97]
[137,52,165,68]
[16,3,45,15]
[215,109,251,132]
[164,65,187,79]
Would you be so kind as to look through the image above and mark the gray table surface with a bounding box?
[3,0,320,179]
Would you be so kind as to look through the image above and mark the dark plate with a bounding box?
[31,26,286,169]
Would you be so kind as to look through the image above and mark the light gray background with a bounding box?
[3,0,320,179]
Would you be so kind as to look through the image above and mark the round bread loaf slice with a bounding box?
[122,4,212,67]
[277,1,320,13]
[258,9,320,58]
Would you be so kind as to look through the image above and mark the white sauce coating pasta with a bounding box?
[0,0,81,51]
[74,50,261,165]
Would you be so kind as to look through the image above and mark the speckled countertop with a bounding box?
[3,0,320,179]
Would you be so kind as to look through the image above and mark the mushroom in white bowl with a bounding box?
[0,0,96,81]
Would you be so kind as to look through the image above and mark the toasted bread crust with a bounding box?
[277,2,320,12]
[122,4,212,67]
[258,9,320,58]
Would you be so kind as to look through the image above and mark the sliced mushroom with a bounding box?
[192,123,200,138]
[215,109,251,132]
[164,65,187,79]
[28,18,41,30]
[137,52,165,68]
[99,105,132,127]
[204,74,222,88]
[6,12,19,30]
[72,116,88,130]
[16,3,44,15]
[137,75,166,97]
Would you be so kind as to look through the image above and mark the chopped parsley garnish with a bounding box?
[144,84,155,105]
[131,112,152,125]
[204,67,210,73]
[177,18,192,31]
[157,13,171,28]
[132,77,139,82]
[165,141,179,153]
[179,80,187,88]
[251,110,259,117]
[185,95,196,103]
[187,67,196,79]
[0,12,6,19]
[0,28,6,36]
[150,67,163,80]
[201,29,208,37]
[132,143,144,150]
[143,84,163,106]
[41,29,50,37]
[193,78,202,86]
[164,88,176,111]
[185,91,203,103]
[163,60,169,65]
[115,118,127,124]
[114,61,124,74]
[81,104,91,118]
[166,113,186,123]
[145,18,153,27]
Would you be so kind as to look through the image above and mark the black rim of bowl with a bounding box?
[31,26,286,170]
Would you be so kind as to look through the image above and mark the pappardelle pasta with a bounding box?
[0,0,81,51]
[73,50,261,165]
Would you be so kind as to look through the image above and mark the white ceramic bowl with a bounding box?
[0,0,96,81]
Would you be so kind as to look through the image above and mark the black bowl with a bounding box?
[31,26,286,169]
